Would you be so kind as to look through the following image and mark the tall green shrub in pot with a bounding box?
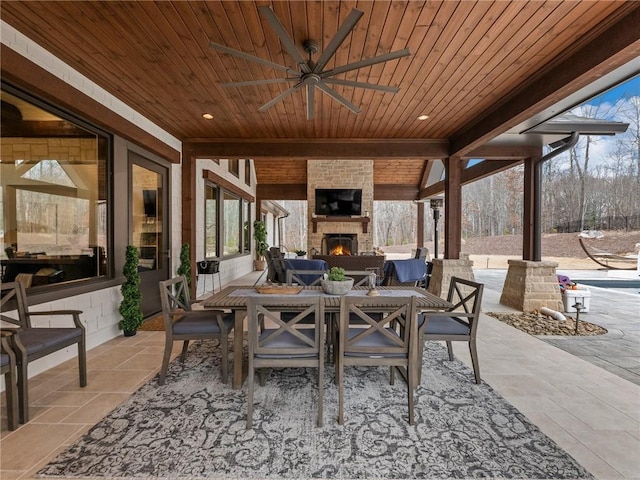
[253,219,269,270]
[177,243,192,302]
[119,245,144,336]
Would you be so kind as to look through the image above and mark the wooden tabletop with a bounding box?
[202,285,452,311]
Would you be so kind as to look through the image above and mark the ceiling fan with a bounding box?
[209,5,410,120]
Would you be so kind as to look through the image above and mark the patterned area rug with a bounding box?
[37,342,593,480]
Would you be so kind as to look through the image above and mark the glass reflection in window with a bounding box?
[0,89,108,288]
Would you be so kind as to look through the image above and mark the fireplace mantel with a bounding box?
[311,216,370,233]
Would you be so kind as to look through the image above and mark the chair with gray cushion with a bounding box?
[158,276,234,385]
[418,276,484,384]
[0,281,86,424]
[1,331,19,430]
[336,295,419,425]
[246,295,324,429]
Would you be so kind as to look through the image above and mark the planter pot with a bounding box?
[254,259,266,271]
[123,329,137,337]
[321,277,354,295]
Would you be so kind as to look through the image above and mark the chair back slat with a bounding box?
[340,296,417,355]
[159,276,194,331]
[446,277,484,333]
[1,282,31,328]
[248,296,324,356]
[285,269,327,286]
[342,270,375,287]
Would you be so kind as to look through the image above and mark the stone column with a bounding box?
[500,259,563,311]
[427,256,475,298]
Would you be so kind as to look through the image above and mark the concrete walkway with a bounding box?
[474,268,640,385]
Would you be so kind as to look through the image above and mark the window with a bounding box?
[132,164,163,271]
[1,86,110,289]
[204,182,251,258]
[204,183,217,258]
[223,191,240,256]
[243,200,251,252]
[228,159,239,177]
[245,159,251,186]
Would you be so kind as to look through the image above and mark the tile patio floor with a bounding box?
[1,269,639,479]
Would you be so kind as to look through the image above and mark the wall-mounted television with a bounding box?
[315,188,362,216]
[142,189,157,218]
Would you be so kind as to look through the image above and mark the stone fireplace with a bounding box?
[307,160,374,255]
[322,233,358,255]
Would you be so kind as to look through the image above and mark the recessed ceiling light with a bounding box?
[202,113,214,120]
[417,114,429,121]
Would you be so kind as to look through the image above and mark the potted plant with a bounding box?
[294,249,307,257]
[177,243,191,303]
[253,219,269,270]
[119,245,144,336]
[321,266,354,295]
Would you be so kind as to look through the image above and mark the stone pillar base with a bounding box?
[500,259,563,312]
[427,256,475,298]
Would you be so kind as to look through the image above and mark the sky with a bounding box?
[553,74,639,170]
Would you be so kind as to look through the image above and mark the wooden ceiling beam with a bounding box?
[374,184,419,201]
[449,5,640,157]
[464,145,541,159]
[419,159,523,198]
[257,184,307,200]
[183,139,449,160]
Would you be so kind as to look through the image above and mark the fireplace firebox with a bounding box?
[322,234,358,255]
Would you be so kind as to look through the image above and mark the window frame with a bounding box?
[1,82,115,300]
[203,181,252,260]
[202,169,255,260]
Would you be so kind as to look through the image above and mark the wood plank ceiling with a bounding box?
[2,1,639,197]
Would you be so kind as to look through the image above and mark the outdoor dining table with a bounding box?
[202,285,453,390]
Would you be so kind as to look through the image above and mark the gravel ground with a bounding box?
[486,311,608,337]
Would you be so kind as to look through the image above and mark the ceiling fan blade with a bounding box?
[312,8,364,74]
[221,78,298,88]
[323,78,400,93]
[258,83,303,112]
[306,84,315,120]
[210,41,298,75]
[315,82,360,114]
[258,5,311,74]
[322,48,411,77]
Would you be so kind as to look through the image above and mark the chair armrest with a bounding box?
[27,310,85,329]
[0,334,17,359]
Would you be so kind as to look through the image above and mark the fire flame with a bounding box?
[330,244,350,255]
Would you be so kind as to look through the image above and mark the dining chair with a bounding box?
[336,295,419,425]
[0,281,87,423]
[418,276,484,384]
[246,295,325,429]
[158,276,234,385]
[1,331,19,430]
